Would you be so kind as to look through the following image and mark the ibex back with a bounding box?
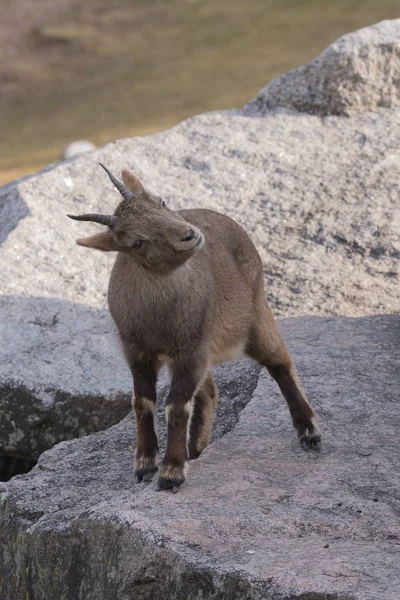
[68,164,320,492]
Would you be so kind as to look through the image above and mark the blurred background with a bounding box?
[0,0,399,186]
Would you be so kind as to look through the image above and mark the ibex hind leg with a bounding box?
[247,302,321,450]
[188,374,219,460]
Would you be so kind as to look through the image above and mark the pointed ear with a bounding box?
[121,169,145,195]
[76,231,118,252]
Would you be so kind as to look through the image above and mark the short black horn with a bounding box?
[67,213,116,227]
[99,163,136,201]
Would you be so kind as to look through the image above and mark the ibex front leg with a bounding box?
[158,360,206,493]
[131,361,159,482]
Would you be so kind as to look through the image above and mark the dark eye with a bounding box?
[160,198,166,207]
[132,241,143,249]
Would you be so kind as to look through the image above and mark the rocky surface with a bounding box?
[1,315,399,600]
[1,112,399,318]
[0,13,398,530]
[246,19,400,117]
[0,295,132,464]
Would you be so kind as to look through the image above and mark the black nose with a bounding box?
[181,228,195,242]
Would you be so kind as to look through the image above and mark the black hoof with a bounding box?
[135,468,157,483]
[188,446,202,461]
[134,456,158,483]
[157,464,186,493]
[156,476,183,494]
[299,432,321,450]
[296,420,321,451]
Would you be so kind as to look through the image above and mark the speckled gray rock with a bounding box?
[1,315,399,600]
[245,19,400,117]
[0,295,132,462]
[1,112,399,317]
[0,21,399,464]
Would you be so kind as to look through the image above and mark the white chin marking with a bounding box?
[196,234,205,250]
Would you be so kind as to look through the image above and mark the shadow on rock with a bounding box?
[0,181,30,246]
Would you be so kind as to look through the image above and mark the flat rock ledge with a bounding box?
[1,315,399,600]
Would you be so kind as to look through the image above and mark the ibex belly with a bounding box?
[211,341,246,366]
[209,304,252,366]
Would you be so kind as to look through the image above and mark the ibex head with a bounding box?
[68,164,204,272]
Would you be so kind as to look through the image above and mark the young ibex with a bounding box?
[68,164,320,492]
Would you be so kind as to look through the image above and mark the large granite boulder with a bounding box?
[1,315,399,600]
[0,21,399,469]
[245,19,400,117]
[0,296,132,467]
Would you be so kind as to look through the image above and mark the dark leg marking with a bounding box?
[130,360,159,482]
[133,395,159,481]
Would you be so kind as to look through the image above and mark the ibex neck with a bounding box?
[116,251,192,288]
